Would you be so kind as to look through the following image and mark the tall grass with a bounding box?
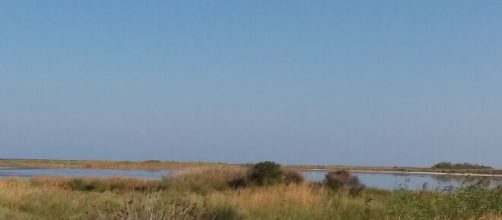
[0,159,222,170]
[0,166,502,219]
[163,166,247,193]
[29,176,165,192]
[387,185,502,219]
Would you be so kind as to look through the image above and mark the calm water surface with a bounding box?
[302,170,502,190]
[1,168,500,190]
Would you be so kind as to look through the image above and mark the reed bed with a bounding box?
[0,165,502,219]
[0,159,222,170]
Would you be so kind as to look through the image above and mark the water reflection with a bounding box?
[300,170,502,190]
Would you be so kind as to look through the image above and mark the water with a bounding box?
[1,168,500,190]
[302,170,502,190]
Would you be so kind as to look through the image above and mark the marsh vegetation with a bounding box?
[0,161,501,219]
[432,161,493,170]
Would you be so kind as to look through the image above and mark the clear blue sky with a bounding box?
[1,1,501,167]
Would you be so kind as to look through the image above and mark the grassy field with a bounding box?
[0,159,225,170]
[0,164,501,219]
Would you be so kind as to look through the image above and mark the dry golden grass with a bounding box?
[164,165,247,193]
[0,159,224,170]
[1,167,502,219]
[226,184,326,212]
[29,176,163,192]
[192,183,386,219]
[169,165,246,181]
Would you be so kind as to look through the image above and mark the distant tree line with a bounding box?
[432,161,492,169]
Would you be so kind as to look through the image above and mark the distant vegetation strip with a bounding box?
[431,161,492,169]
[1,159,500,176]
[290,161,501,176]
[0,159,229,170]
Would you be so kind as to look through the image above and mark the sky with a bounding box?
[1,1,501,167]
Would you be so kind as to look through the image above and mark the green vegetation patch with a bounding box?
[432,161,493,170]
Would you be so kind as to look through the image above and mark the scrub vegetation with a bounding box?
[0,159,222,170]
[431,161,493,170]
[2,159,500,176]
[0,161,501,219]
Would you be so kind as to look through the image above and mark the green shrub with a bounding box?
[432,161,492,169]
[88,180,109,192]
[68,179,110,192]
[248,161,283,186]
[68,178,86,191]
[229,163,303,187]
[347,176,365,196]
[109,181,127,191]
[228,177,247,189]
[325,170,351,191]
[283,169,304,185]
[325,170,365,195]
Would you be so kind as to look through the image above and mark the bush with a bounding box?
[347,176,365,196]
[68,178,86,191]
[88,180,109,192]
[228,177,247,189]
[228,163,304,188]
[325,170,365,195]
[68,178,108,192]
[109,180,127,191]
[325,170,351,190]
[248,161,283,186]
[432,161,492,169]
[283,169,304,185]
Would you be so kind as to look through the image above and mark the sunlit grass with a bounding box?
[0,166,502,219]
[0,159,224,170]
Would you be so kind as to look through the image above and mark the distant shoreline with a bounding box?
[1,159,502,177]
[299,168,502,177]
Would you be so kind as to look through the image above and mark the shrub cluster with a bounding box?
[164,161,305,193]
[32,177,165,192]
[246,161,304,186]
[432,161,492,169]
[247,161,284,185]
[324,170,366,196]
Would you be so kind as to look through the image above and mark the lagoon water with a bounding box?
[301,170,502,190]
[1,168,499,190]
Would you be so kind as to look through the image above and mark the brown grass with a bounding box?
[1,165,502,219]
[0,159,225,170]
[163,166,247,193]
